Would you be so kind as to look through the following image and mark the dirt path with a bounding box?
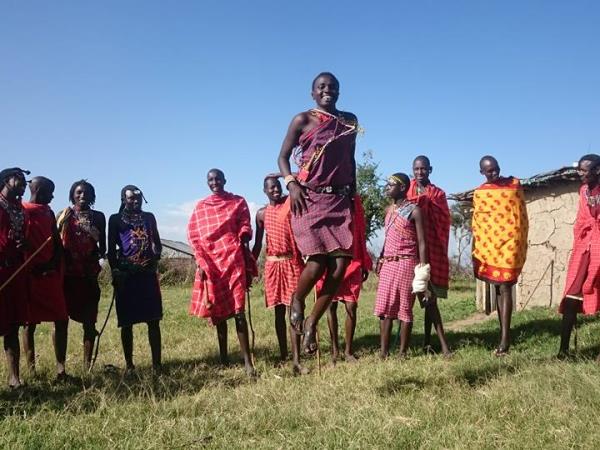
[445,312,495,332]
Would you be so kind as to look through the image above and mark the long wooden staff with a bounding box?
[89,286,116,373]
[313,287,321,376]
[0,236,52,294]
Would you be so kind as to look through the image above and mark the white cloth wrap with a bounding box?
[412,263,431,293]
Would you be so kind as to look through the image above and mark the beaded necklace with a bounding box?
[0,192,25,243]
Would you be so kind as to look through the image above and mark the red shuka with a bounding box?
[263,200,303,308]
[316,195,372,302]
[0,199,29,335]
[188,192,257,325]
[560,184,600,315]
[407,179,450,294]
[23,202,68,323]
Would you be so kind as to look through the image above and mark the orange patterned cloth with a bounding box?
[471,177,528,284]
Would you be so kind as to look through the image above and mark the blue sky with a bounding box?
[1,1,599,243]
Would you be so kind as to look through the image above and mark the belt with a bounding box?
[313,184,352,195]
[381,255,416,262]
[266,254,293,262]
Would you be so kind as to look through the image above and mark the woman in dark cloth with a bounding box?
[57,180,106,369]
[108,185,162,373]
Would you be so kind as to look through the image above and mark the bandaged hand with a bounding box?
[412,263,431,294]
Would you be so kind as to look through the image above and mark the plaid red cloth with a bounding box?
[560,184,600,315]
[23,202,68,323]
[188,192,256,324]
[407,180,450,293]
[316,195,372,302]
[374,208,418,322]
[263,200,303,308]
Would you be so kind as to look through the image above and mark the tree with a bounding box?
[356,149,386,242]
[450,201,473,271]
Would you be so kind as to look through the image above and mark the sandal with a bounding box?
[289,293,305,335]
[302,321,319,355]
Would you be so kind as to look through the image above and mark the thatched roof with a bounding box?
[449,166,579,202]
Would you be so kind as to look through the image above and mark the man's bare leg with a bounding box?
[22,324,36,374]
[379,318,393,359]
[234,313,256,377]
[343,301,358,362]
[216,321,229,365]
[121,326,135,372]
[53,320,68,377]
[326,301,340,363]
[147,320,161,371]
[559,298,578,357]
[4,326,21,388]
[274,304,288,361]
[425,297,451,356]
[302,256,350,354]
[398,320,413,358]
[82,321,96,370]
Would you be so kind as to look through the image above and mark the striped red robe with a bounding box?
[407,179,450,296]
[188,192,256,325]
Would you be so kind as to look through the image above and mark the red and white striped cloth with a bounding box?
[374,204,419,322]
[187,192,256,325]
[263,200,303,308]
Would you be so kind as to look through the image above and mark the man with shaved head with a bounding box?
[22,176,70,381]
[471,156,528,356]
[0,167,30,388]
[188,169,257,376]
[407,155,451,356]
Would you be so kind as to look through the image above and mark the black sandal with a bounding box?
[289,293,305,335]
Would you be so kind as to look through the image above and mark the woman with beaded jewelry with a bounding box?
[107,185,162,374]
[57,180,106,370]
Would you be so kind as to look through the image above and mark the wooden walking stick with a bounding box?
[0,236,52,294]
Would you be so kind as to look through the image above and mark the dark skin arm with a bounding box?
[412,206,428,266]
[241,234,253,289]
[148,212,162,264]
[412,206,429,302]
[251,207,266,260]
[32,225,63,275]
[94,211,107,259]
[277,112,312,216]
[106,214,119,270]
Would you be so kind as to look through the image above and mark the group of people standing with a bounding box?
[0,173,163,387]
[1,72,600,386]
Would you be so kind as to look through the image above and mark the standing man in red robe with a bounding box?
[188,169,257,377]
[22,177,70,381]
[558,154,600,358]
[252,174,306,374]
[407,155,451,356]
[0,167,30,388]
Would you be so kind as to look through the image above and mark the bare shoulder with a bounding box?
[256,206,266,221]
[339,111,358,123]
[289,111,312,131]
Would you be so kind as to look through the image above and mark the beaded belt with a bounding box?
[313,184,352,195]
[266,254,293,262]
[381,255,416,262]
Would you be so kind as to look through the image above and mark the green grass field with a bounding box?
[2,280,600,449]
